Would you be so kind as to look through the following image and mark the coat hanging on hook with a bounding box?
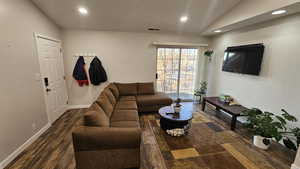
[89,56,107,85]
[73,56,89,86]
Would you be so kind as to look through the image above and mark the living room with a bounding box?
[1,0,300,169]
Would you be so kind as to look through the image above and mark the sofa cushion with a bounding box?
[103,88,117,106]
[119,96,136,101]
[138,82,155,95]
[96,95,114,117]
[87,102,103,112]
[110,121,140,128]
[72,127,141,151]
[137,92,173,107]
[116,83,137,96]
[106,83,120,99]
[111,109,139,122]
[115,101,138,110]
[84,110,110,127]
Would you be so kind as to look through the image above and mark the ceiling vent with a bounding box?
[148,28,160,31]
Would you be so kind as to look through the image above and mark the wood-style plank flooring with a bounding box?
[4,103,296,169]
[4,109,84,169]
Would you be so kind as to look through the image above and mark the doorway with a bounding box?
[156,48,199,101]
[35,34,68,124]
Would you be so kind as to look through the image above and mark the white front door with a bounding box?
[35,35,68,123]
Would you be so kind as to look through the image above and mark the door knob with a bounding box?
[46,88,51,92]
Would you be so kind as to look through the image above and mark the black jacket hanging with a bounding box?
[89,56,107,85]
[73,56,89,86]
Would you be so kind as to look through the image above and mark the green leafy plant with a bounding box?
[194,81,207,96]
[242,108,298,149]
[204,50,214,57]
[204,50,214,62]
[282,127,300,151]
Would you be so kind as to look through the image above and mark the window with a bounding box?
[156,48,199,101]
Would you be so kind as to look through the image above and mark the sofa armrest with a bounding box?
[72,126,141,151]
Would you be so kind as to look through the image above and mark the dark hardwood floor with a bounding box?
[4,108,85,169]
[4,103,296,169]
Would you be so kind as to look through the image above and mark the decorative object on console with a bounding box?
[229,100,240,106]
[204,50,214,62]
[242,108,297,150]
[219,94,233,104]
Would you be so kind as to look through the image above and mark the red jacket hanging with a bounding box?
[72,56,89,86]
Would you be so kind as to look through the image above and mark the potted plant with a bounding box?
[194,81,207,102]
[204,50,214,62]
[242,108,297,150]
[278,109,300,151]
[282,127,300,151]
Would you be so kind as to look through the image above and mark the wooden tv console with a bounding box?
[202,97,248,130]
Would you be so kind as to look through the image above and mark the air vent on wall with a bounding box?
[148,28,160,31]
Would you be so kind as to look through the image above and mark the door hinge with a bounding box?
[66,100,69,105]
[156,73,158,79]
[63,76,66,80]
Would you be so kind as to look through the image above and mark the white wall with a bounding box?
[0,0,61,166]
[207,13,300,125]
[203,0,300,34]
[62,30,210,106]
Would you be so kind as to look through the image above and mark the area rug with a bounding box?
[147,111,290,169]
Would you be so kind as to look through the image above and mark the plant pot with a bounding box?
[253,135,271,150]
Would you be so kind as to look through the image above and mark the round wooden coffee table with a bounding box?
[158,105,193,135]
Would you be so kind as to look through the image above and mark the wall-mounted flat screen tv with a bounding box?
[222,43,265,75]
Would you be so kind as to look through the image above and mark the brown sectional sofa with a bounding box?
[72,82,172,169]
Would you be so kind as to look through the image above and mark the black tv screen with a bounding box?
[222,44,265,75]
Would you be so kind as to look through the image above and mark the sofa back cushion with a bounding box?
[116,83,138,96]
[107,83,120,99]
[85,103,109,127]
[103,88,117,106]
[87,102,103,112]
[96,94,114,117]
[138,82,155,95]
[84,111,110,127]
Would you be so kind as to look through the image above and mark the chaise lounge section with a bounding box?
[72,82,172,169]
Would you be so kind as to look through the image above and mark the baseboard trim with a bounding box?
[0,123,51,169]
[68,104,90,109]
[291,164,300,169]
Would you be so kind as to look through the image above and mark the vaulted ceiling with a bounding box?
[32,0,241,34]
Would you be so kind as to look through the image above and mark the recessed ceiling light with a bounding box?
[78,7,88,15]
[214,30,222,33]
[272,10,287,15]
[180,16,188,22]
